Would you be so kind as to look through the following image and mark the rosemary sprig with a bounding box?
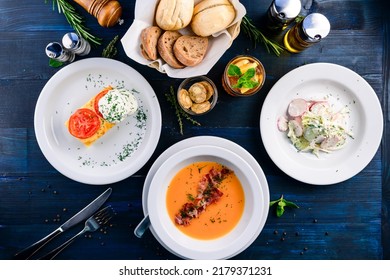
[46,0,102,46]
[165,86,201,135]
[241,16,285,56]
[102,35,119,58]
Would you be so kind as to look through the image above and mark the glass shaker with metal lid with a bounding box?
[45,42,75,63]
[283,13,331,53]
[62,32,91,56]
[265,0,302,32]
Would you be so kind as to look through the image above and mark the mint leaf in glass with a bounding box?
[227,64,242,77]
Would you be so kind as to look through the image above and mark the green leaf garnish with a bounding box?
[227,64,242,77]
[49,58,63,68]
[270,195,299,217]
[232,67,259,90]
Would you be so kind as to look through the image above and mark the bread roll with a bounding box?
[173,35,208,67]
[191,0,236,37]
[155,0,194,31]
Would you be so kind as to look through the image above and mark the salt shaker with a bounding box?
[62,32,91,56]
[283,13,331,53]
[265,0,302,32]
[45,42,75,63]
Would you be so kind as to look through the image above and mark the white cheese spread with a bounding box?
[98,88,138,123]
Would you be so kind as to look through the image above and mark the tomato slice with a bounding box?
[68,108,101,139]
[94,87,112,118]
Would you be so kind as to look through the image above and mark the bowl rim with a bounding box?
[147,144,266,259]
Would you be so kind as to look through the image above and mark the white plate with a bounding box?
[143,136,269,259]
[34,58,161,185]
[260,63,383,185]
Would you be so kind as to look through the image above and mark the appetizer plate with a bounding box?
[34,58,161,185]
[143,136,269,259]
[260,63,383,185]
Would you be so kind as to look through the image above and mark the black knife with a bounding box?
[14,187,112,259]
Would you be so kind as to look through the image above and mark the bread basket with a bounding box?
[121,0,246,78]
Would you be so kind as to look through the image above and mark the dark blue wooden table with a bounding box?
[0,0,388,260]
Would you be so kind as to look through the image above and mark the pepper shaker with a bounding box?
[62,32,91,56]
[73,0,123,28]
[265,0,302,32]
[283,13,330,53]
[45,42,75,63]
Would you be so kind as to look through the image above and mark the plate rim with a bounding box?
[260,62,383,185]
[34,57,162,185]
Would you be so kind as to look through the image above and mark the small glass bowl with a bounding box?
[222,55,266,97]
[177,76,218,116]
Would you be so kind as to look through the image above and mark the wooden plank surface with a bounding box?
[0,0,388,260]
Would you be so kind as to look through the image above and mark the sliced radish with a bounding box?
[277,116,288,131]
[309,101,329,115]
[288,98,308,117]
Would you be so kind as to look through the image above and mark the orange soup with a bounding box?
[166,161,245,240]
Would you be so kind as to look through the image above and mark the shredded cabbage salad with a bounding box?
[277,98,354,156]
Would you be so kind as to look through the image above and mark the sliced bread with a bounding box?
[173,36,208,67]
[157,31,185,69]
[140,26,162,61]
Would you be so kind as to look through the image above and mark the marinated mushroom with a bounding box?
[178,88,193,109]
[189,83,207,103]
[199,81,214,100]
[191,101,211,114]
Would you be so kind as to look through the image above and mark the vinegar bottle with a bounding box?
[265,0,302,32]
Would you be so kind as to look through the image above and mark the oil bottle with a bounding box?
[283,13,331,53]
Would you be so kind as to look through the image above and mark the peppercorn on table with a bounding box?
[0,0,389,260]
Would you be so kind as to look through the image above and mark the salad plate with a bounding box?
[260,63,383,185]
[142,136,269,259]
[34,58,161,185]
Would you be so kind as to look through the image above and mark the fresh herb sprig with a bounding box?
[102,35,119,58]
[241,16,285,56]
[270,195,299,217]
[165,86,201,135]
[45,0,102,46]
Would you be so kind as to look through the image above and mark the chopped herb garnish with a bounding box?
[187,193,195,201]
